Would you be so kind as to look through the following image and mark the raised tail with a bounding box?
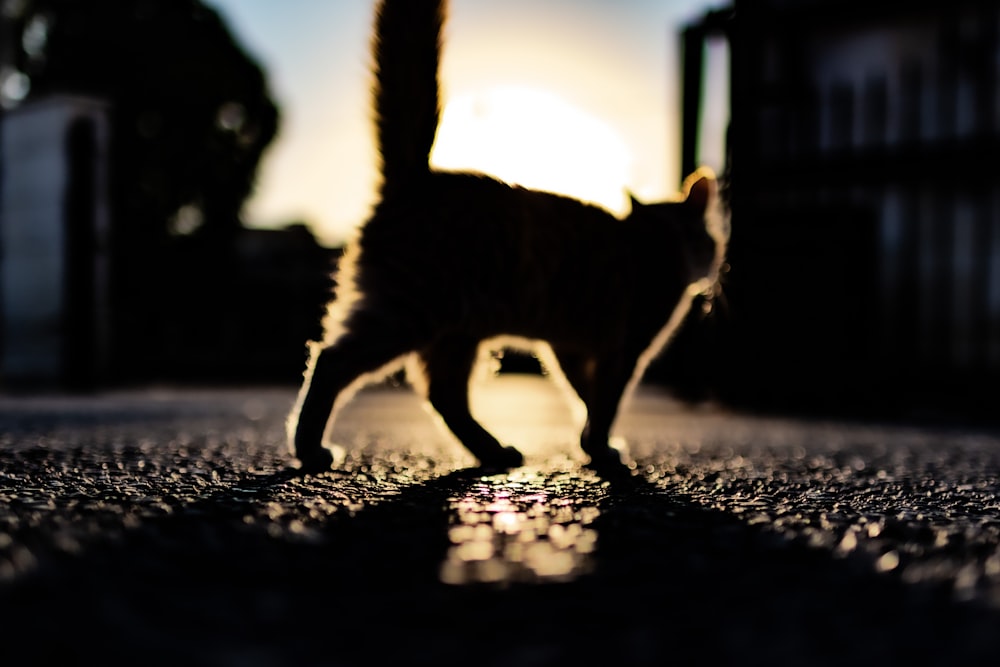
[371,0,445,195]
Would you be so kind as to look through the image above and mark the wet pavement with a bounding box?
[1,375,999,666]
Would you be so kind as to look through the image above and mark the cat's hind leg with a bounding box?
[547,347,594,431]
[580,360,638,472]
[418,336,524,470]
[288,329,416,473]
[553,346,632,473]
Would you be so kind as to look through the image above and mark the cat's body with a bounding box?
[287,0,728,473]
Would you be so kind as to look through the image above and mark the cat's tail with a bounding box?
[371,0,444,196]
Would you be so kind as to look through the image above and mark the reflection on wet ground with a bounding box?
[3,375,1000,663]
[440,468,603,585]
[2,375,1000,601]
[332,374,609,585]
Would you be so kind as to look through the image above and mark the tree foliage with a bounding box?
[7,0,279,241]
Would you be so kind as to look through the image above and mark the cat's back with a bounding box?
[350,171,630,331]
[361,170,624,262]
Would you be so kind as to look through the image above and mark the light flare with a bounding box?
[439,469,603,585]
[431,86,632,215]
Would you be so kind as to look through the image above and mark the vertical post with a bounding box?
[63,117,99,388]
[0,96,110,388]
[680,23,705,184]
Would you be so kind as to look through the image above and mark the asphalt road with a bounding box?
[1,375,999,666]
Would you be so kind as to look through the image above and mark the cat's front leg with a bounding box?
[579,361,633,476]
[419,336,524,470]
[289,331,416,473]
[580,422,624,471]
[288,342,341,473]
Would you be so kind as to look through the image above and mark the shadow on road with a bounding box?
[2,453,998,667]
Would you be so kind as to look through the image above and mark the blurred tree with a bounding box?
[3,0,283,383]
[4,0,279,243]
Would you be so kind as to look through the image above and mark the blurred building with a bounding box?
[0,94,337,388]
[0,1,336,389]
[0,96,112,387]
[674,0,1000,420]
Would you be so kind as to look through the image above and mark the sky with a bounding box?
[204,0,727,248]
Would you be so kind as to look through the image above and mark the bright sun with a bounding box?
[430,87,632,215]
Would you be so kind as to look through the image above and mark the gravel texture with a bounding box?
[1,377,999,666]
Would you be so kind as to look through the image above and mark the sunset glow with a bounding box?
[431,87,632,215]
[204,0,721,247]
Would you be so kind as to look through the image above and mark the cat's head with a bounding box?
[626,166,729,296]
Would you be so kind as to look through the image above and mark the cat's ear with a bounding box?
[682,167,717,215]
[627,190,643,212]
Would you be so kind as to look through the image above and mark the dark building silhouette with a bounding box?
[0,1,337,388]
[671,0,1000,421]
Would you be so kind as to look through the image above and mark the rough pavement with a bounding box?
[1,375,999,666]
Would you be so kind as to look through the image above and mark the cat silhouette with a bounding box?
[287,0,728,474]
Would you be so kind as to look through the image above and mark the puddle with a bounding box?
[439,468,605,585]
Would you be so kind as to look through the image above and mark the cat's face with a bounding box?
[626,167,729,292]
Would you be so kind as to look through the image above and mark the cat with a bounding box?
[286,0,729,474]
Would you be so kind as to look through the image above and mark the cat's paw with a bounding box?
[475,445,524,472]
[584,447,633,481]
[295,447,335,475]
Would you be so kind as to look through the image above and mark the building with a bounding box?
[0,1,338,389]
[0,95,337,389]
[677,0,1000,419]
[0,96,111,387]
